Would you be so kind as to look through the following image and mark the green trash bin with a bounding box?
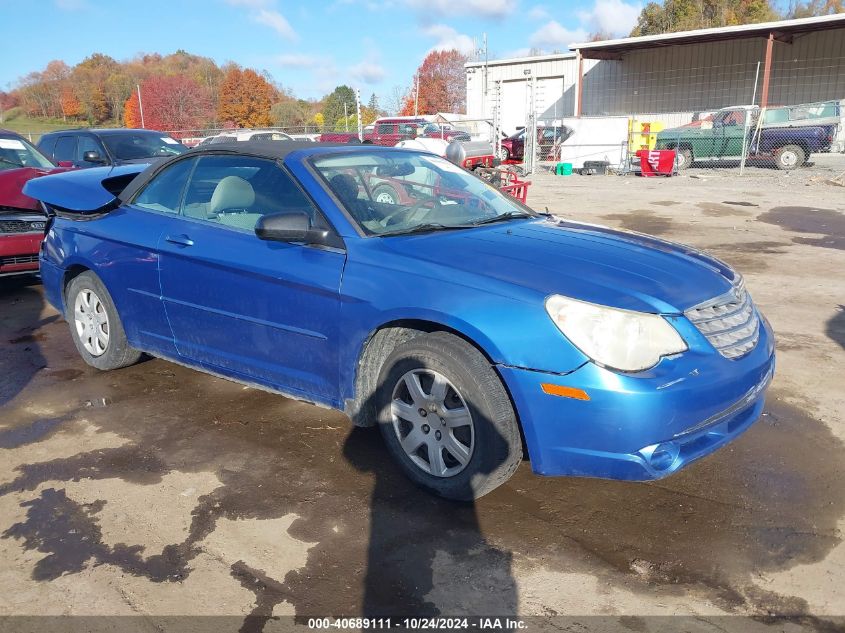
[555,162,573,176]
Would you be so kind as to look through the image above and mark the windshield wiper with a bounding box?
[471,210,535,226]
[0,157,24,168]
[378,222,474,237]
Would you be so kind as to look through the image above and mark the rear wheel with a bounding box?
[372,184,399,205]
[376,332,522,500]
[675,147,693,170]
[65,271,141,371]
[497,147,510,162]
[775,144,805,171]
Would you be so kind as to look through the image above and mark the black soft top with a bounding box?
[118,140,336,202]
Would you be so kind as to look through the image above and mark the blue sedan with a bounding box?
[24,141,775,499]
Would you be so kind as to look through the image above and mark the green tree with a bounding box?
[321,86,356,130]
[270,99,313,128]
[786,0,844,16]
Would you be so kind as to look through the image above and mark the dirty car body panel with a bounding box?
[25,141,775,484]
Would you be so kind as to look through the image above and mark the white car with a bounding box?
[203,129,294,145]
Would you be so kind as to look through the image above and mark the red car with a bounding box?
[498,126,573,162]
[0,130,64,278]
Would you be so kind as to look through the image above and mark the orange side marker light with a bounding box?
[541,383,591,401]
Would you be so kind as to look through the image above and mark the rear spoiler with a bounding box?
[22,164,149,215]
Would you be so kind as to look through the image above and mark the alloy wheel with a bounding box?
[74,288,110,356]
[390,368,475,478]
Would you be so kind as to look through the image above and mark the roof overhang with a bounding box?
[571,13,845,60]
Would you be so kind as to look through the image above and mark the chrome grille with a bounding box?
[0,254,39,265]
[685,281,760,359]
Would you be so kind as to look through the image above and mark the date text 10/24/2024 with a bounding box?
[307,618,528,630]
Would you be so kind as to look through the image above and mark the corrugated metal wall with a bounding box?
[467,27,845,123]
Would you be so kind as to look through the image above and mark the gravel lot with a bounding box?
[1,162,843,632]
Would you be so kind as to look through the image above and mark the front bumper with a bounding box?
[498,317,776,480]
[0,233,42,277]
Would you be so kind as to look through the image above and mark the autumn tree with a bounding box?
[399,49,468,116]
[631,0,779,36]
[125,75,213,131]
[0,91,18,123]
[786,0,844,16]
[218,67,275,128]
[72,53,120,122]
[60,87,82,120]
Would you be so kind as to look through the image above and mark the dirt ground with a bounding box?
[1,163,844,632]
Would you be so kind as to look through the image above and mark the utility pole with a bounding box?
[343,102,348,131]
[482,32,488,117]
[136,84,145,128]
[414,73,419,116]
[355,88,363,142]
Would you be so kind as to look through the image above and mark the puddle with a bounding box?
[701,241,790,273]
[759,207,845,250]
[698,202,752,217]
[600,210,673,235]
[652,200,680,207]
[0,418,67,449]
[1,290,843,620]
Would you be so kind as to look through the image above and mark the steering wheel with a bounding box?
[379,195,439,228]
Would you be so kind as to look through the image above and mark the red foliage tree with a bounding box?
[399,49,467,116]
[131,75,213,131]
[60,87,82,119]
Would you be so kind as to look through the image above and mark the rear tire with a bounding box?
[375,332,522,500]
[775,144,805,171]
[675,147,693,170]
[65,271,141,371]
[372,185,399,205]
[497,147,510,162]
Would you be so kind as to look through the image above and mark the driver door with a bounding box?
[157,154,346,401]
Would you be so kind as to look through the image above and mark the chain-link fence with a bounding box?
[502,50,845,178]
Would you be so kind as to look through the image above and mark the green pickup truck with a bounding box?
[655,103,840,170]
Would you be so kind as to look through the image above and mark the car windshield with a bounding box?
[313,151,536,236]
[101,133,186,160]
[0,135,54,171]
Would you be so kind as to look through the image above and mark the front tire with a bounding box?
[65,271,141,371]
[497,147,510,162]
[376,332,522,500]
[775,144,805,171]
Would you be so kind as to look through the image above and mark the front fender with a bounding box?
[337,252,590,403]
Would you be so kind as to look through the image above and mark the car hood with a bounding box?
[381,218,737,314]
[0,166,68,211]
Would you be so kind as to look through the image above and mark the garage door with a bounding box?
[501,80,528,135]
[536,76,566,121]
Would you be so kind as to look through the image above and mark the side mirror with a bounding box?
[255,212,329,245]
[83,151,105,163]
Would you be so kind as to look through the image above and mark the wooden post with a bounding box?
[760,32,774,109]
[576,50,584,117]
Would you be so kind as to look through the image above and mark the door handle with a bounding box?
[165,234,194,247]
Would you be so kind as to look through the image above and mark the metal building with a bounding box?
[466,14,845,133]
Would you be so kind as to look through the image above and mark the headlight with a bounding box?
[545,295,687,372]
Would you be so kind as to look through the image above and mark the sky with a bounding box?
[0,0,786,104]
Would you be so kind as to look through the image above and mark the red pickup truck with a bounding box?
[319,118,470,145]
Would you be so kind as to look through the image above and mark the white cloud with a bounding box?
[351,60,387,84]
[253,8,298,40]
[528,5,549,20]
[529,20,589,50]
[422,24,476,55]
[577,0,641,36]
[224,0,299,40]
[275,54,323,68]
[406,0,512,19]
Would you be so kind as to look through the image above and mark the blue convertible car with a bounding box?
[24,141,775,499]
